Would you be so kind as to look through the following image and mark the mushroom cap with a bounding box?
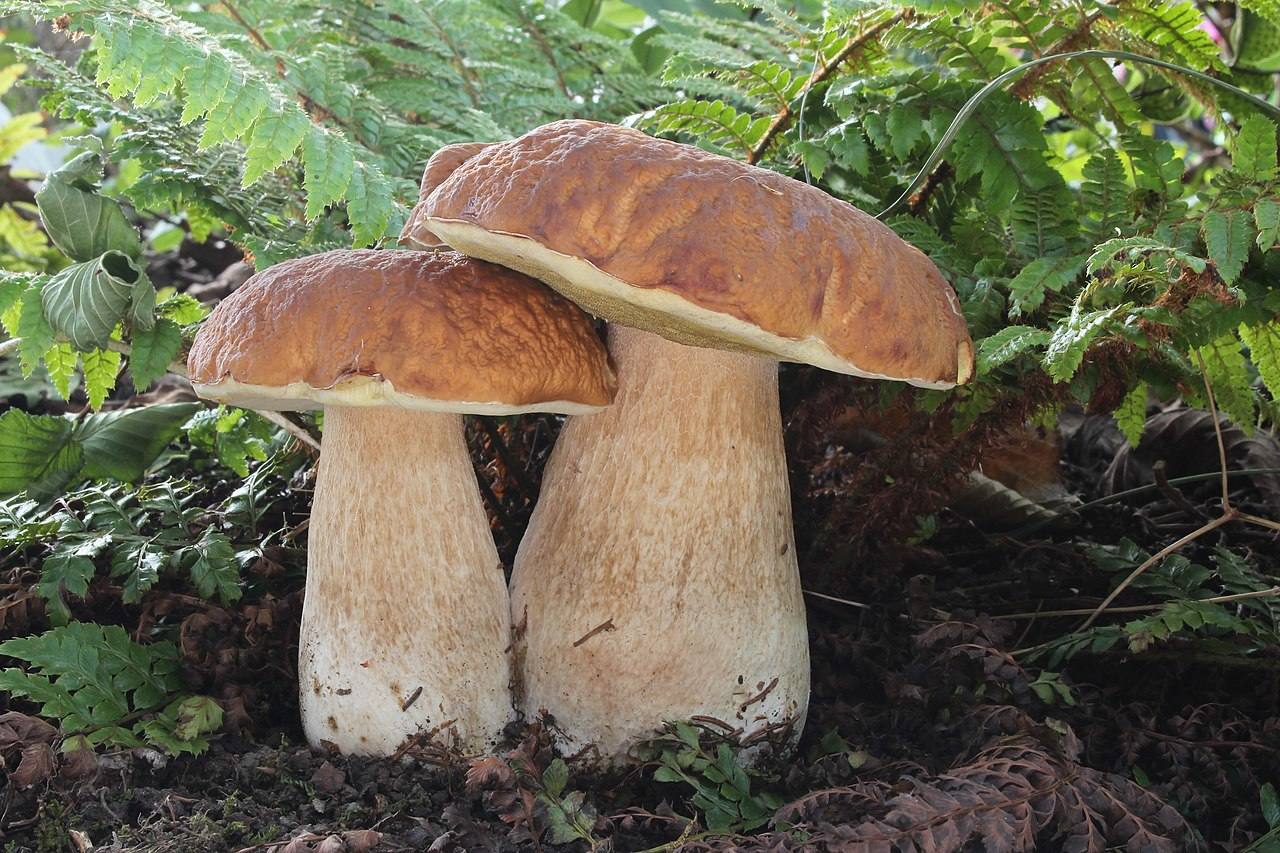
[424,120,974,389]
[187,249,617,414]
[401,142,493,250]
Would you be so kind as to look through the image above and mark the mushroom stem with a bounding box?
[300,406,512,755]
[511,326,809,761]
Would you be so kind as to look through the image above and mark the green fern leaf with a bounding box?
[1197,332,1256,430]
[1044,303,1124,382]
[242,107,310,186]
[1233,115,1278,181]
[199,72,267,149]
[1240,321,1280,398]
[36,554,95,625]
[302,127,356,221]
[1201,209,1254,285]
[128,319,182,392]
[976,325,1052,373]
[1008,255,1086,315]
[82,348,122,412]
[43,342,76,400]
[1080,149,1131,238]
[179,51,234,125]
[345,161,397,247]
[1255,199,1280,250]
[1115,381,1148,446]
[1118,1,1223,70]
[15,283,53,379]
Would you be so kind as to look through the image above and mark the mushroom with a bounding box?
[420,120,974,761]
[186,248,616,755]
[401,142,493,250]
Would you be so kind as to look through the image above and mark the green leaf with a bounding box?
[43,343,76,400]
[302,127,356,221]
[170,695,223,741]
[128,319,183,391]
[976,325,1051,373]
[1201,209,1254,285]
[78,403,201,483]
[81,348,122,411]
[1044,303,1123,382]
[199,75,268,149]
[543,757,569,797]
[886,104,925,160]
[1080,149,1130,238]
[0,410,83,499]
[1255,199,1280,250]
[111,542,164,604]
[1008,255,1085,315]
[179,51,233,125]
[1262,783,1280,829]
[36,554,96,625]
[1114,381,1148,447]
[34,152,142,262]
[186,530,242,603]
[1233,115,1278,181]
[1197,332,1255,430]
[42,252,155,351]
[345,161,396,248]
[1240,321,1280,398]
[158,294,208,326]
[14,283,54,378]
[243,107,309,186]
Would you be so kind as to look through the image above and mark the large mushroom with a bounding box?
[414,120,974,761]
[186,248,616,755]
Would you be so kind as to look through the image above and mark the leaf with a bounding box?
[34,152,141,262]
[14,283,54,378]
[1008,255,1085,315]
[1201,209,1254,285]
[345,161,396,248]
[42,252,155,351]
[1255,199,1280,250]
[1262,783,1280,829]
[170,695,223,741]
[1044,303,1123,382]
[0,410,83,499]
[543,757,569,798]
[302,127,356,221]
[186,530,242,603]
[886,104,925,160]
[36,554,96,625]
[1080,149,1130,238]
[199,75,268,149]
[1114,381,1148,447]
[111,542,164,604]
[78,403,201,483]
[128,319,183,391]
[242,107,309,186]
[976,325,1052,373]
[1197,332,1255,430]
[81,348,122,411]
[1240,321,1280,398]
[43,343,77,400]
[1233,115,1278,181]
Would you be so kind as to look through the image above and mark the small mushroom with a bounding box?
[187,248,615,755]
[401,142,493,250]
[422,120,974,761]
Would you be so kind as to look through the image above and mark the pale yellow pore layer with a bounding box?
[510,326,809,761]
[300,406,513,755]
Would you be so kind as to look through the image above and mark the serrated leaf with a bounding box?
[1115,381,1148,447]
[345,161,395,247]
[36,554,95,624]
[81,348,122,411]
[243,107,309,186]
[15,283,53,378]
[977,325,1052,373]
[0,410,82,499]
[34,152,142,263]
[186,530,242,603]
[158,294,208,326]
[1240,321,1280,398]
[1201,209,1253,285]
[1197,332,1255,430]
[42,252,153,351]
[886,104,924,160]
[43,342,76,399]
[1008,255,1085,315]
[302,127,356,221]
[1255,199,1280,250]
[179,52,233,125]
[1044,303,1123,382]
[1233,115,1278,181]
[111,542,164,604]
[199,77,268,148]
[1080,149,1130,238]
[171,695,223,741]
[543,757,569,797]
[128,319,183,391]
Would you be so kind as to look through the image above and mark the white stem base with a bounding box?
[300,407,513,755]
[511,326,809,762]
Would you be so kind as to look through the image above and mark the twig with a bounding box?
[1000,585,1280,620]
[746,10,906,165]
[803,588,872,610]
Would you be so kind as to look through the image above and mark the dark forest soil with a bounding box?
[2,364,1280,851]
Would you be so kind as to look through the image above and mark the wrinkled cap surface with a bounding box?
[401,142,493,250]
[187,249,616,414]
[424,120,974,389]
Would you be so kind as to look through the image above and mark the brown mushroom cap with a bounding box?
[401,142,493,250]
[187,249,616,414]
[423,120,974,389]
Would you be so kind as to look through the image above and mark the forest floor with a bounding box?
[2,247,1280,853]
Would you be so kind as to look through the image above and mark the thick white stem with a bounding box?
[300,407,512,755]
[511,326,809,761]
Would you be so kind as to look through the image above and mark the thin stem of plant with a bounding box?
[1001,584,1280,620]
